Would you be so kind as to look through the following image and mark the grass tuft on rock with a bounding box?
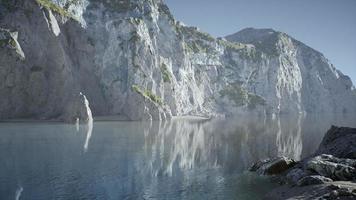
[160,63,172,83]
[132,85,163,105]
[36,0,72,19]
[220,83,266,109]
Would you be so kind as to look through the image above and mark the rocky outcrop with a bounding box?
[316,126,356,159]
[296,175,333,186]
[265,182,356,200]
[250,126,356,199]
[307,154,356,181]
[0,1,356,121]
[0,28,25,59]
[250,157,296,175]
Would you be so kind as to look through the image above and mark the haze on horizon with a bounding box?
[165,0,356,85]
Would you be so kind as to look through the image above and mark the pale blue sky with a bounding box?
[165,0,356,84]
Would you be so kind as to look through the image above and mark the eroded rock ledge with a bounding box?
[250,126,356,200]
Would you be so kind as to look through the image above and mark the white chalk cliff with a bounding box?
[0,0,355,121]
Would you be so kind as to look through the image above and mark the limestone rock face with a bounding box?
[226,28,356,114]
[0,1,356,121]
[0,28,25,59]
[61,92,92,123]
[316,126,356,159]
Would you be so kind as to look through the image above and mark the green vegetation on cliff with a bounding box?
[132,85,163,105]
[0,38,16,48]
[100,0,135,12]
[220,83,266,109]
[220,84,248,106]
[218,39,246,50]
[180,26,215,42]
[36,0,72,18]
[160,63,172,83]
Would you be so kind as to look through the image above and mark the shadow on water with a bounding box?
[0,113,355,199]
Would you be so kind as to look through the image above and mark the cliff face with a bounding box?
[0,0,355,121]
[225,28,356,114]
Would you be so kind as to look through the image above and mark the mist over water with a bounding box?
[0,114,355,199]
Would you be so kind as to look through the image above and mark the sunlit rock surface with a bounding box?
[0,0,355,121]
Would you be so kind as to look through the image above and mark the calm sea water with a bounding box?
[0,114,355,200]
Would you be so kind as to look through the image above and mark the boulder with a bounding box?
[258,126,356,199]
[265,181,356,200]
[316,126,356,159]
[297,175,333,186]
[249,159,271,172]
[324,187,356,199]
[306,154,356,181]
[286,168,309,185]
[250,157,296,175]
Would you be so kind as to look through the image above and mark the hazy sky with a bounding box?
[165,0,356,84]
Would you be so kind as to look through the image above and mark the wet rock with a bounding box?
[265,182,356,200]
[286,168,309,185]
[260,126,356,199]
[316,126,356,159]
[250,157,296,175]
[249,159,271,172]
[306,154,356,181]
[297,175,332,186]
[326,184,341,190]
[325,188,356,199]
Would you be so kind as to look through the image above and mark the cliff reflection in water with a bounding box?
[142,113,356,177]
[1,114,355,199]
[141,114,314,177]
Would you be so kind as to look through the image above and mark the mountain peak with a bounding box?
[224,27,280,44]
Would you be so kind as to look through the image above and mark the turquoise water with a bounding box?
[0,114,355,199]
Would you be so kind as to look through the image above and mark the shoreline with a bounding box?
[250,126,356,200]
[0,115,214,124]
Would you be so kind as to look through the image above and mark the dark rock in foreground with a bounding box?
[297,175,333,186]
[307,154,356,181]
[249,126,356,200]
[264,181,356,200]
[250,157,296,175]
[316,126,356,159]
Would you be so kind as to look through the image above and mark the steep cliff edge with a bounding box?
[226,28,356,114]
[0,0,355,121]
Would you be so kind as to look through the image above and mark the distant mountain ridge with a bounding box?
[0,0,355,121]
